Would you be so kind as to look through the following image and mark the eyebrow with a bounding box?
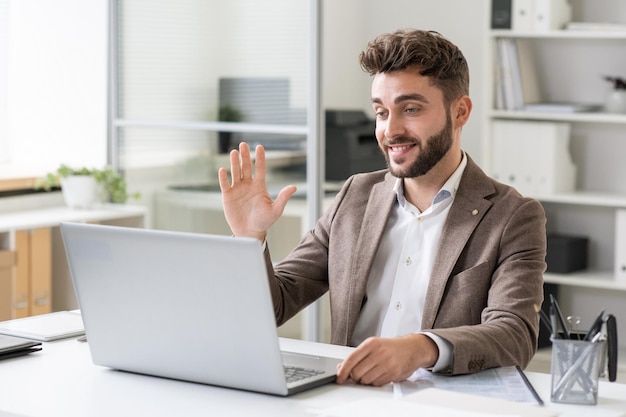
[371,93,429,105]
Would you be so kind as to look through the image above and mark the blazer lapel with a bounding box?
[421,158,495,329]
[345,174,396,340]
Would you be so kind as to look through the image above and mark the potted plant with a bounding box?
[217,104,243,153]
[602,75,626,114]
[37,164,140,208]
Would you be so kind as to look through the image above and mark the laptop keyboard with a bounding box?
[283,365,325,383]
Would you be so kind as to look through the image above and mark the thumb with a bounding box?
[272,185,297,215]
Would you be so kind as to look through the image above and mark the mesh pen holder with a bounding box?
[550,337,607,405]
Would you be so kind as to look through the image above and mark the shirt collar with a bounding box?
[393,150,468,209]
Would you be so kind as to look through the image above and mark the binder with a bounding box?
[534,0,572,31]
[12,228,52,318]
[494,39,540,110]
[512,0,534,32]
[14,231,30,319]
[491,0,512,29]
[0,251,16,321]
[30,228,52,316]
[491,120,575,196]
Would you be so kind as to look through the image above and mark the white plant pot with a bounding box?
[604,90,626,114]
[60,176,101,209]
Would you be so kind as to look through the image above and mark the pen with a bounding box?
[549,304,559,340]
[583,309,605,342]
[550,294,570,339]
[539,309,553,337]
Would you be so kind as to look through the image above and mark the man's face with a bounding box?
[371,69,453,178]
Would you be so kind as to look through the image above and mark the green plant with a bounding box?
[603,75,626,90]
[218,104,243,122]
[36,164,140,204]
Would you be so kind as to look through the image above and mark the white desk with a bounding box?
[0,338,625,417]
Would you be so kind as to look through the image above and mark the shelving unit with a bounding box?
[485,3,626,350]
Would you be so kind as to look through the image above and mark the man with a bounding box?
[217,29,546,386]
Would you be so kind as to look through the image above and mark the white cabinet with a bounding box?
[485,3,626,349]
[0,205,146,319]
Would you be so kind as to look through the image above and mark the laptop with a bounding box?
[60,222,341,396]
[0,334,42,360]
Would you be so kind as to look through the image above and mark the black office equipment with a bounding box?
[325,110,386,181]
[545,234,588,273]
[606,314,618,382]
[217,77,306,153]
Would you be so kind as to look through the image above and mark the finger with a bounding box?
[254,145,266,182]
[229,149,241,184]
[272,185,297,215]
[217,167,231,192]
[240,142,252,180]
[336,347,370,384]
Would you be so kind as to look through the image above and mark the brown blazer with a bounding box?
[265,155,546,375]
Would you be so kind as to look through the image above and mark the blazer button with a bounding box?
[467,359,486,373]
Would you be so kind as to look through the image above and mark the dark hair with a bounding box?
[359,29,469,105]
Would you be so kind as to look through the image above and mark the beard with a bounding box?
[382,113,453,179]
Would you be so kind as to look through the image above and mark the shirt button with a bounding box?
[405,257,412,266]
[395,302,402,310]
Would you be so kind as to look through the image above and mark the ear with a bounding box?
[452,95,472,128]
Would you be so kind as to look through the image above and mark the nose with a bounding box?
[383,113,406,140]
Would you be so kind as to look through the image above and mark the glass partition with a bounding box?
[111,0,315,234]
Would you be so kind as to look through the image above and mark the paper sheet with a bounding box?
[398,366,543,405]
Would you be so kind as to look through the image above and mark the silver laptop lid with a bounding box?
[60,222,291,395]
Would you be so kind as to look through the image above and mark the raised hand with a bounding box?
[217,142,297,242]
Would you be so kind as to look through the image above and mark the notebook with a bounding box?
[59,222,341,396]
[0,311,85,342]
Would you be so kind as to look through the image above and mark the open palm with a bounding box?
[218,143,296,242]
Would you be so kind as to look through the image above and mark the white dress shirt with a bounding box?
[351,152,468,373]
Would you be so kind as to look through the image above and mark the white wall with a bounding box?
[3,0,107,178]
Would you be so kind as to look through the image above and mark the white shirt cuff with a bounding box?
[422,332,452,373]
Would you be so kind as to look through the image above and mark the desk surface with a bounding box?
[0,337,625,417]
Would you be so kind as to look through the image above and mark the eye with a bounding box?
[374,110,388,119]
[404,107,419,114]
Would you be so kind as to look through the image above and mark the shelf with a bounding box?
[0,205,147,233]
[490,110,626,124]
[529,191,626,208]
[544,271,626,291]
[490,29,626,40]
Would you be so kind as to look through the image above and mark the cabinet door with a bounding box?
[14,231,31,318]
[13,228,52,318]
[0,251,16,321]
[30,228,52,316]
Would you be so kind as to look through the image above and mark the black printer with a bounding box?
[325,110,386,181]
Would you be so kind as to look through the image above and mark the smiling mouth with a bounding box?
[387,143,417,153]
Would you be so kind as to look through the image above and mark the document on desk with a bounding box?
[316,388,558,417]
[398,366,543,405]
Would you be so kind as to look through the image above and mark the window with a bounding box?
[0,0,107,179]
[0,0,9,163]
